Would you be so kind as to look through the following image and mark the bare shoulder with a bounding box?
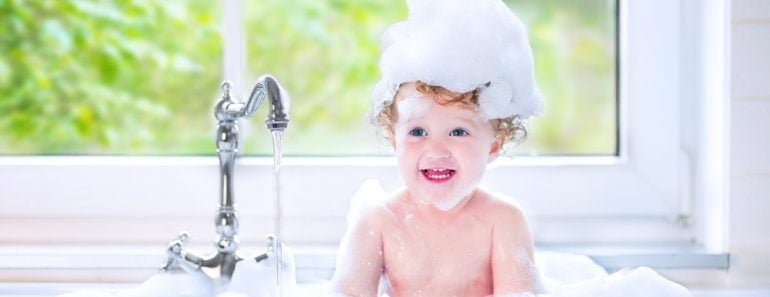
[473,189,529,227]
[348,191,403,230]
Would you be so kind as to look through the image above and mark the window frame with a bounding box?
[0,0,728,249]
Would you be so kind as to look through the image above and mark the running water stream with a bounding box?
[271,130,284,297]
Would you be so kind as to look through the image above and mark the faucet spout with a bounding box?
[247,75,290,132]
[214,75,290,129]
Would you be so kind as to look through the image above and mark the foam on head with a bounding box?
[396,95,430,122]
[372,0,543,121]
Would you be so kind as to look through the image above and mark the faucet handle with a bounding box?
[221,81,233,96]
[167,232,190,256]
[160,232,190,272]
[247,235,275,264]
[215,80,248,122]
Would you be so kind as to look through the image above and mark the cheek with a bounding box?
[457,141,494,170]
[391,124,409,146]
[466,148,490,170]
[393,139,418,166]
[392,133,409,155]
[392,124,421,154]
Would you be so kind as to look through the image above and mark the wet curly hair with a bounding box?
[370,80,528,151]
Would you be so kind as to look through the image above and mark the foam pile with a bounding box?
[57,251,691,297]
[371,0,544,120]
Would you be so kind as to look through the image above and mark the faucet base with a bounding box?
[160,232,273,280]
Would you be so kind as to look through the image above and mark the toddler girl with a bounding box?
[332,0,543,296]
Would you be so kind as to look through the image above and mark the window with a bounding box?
[1,0,616,156]
[239,0,617,156]
[1,0,708,248]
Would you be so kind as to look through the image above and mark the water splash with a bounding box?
[271,130,284,297]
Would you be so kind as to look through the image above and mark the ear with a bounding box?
[487,133,504,163]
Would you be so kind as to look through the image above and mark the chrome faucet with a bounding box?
[160,75,290,280]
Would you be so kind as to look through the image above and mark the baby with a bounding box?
[332,0,543,296]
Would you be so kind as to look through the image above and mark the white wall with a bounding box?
[727,0,770,287]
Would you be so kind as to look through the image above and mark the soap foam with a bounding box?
[345,179,390,224]
[430,188,472,211]
[57,250,691,297]
[372,0,543,121]
[395,95,430,122]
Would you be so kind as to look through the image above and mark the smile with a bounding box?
[421,168,456,182]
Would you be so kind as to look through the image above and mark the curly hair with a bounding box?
[371,80,528,150]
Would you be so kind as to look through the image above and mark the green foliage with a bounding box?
[240,0,406,155]
[0,0,220,154]
[240,0,616,156]
[511,0,617,155]
[0,0,616,156]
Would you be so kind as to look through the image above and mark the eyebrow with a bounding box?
[404,115,480,129]
[457,116,478,127]
[448,113,482,128]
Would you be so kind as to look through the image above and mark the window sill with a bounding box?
[0,243,728,283]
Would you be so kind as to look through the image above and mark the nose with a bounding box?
[424,138,451,160]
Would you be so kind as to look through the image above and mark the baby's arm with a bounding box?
[330,209,385,297]
[491,203,537,295]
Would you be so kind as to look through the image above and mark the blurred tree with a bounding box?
[512,0,617,155]
[0,0,220,154]
[0,0,615,156]
[242,0,407,155]
[242,0,616,156]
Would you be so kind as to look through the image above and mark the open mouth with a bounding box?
[421,168,456,182]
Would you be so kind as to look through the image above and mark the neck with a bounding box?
[407,189,478,221]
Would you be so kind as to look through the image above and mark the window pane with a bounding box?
[0,0,221,155]
[242,0,617,156]
[241,0,405,156]
[514,0,618,155]
[1,0,615,156]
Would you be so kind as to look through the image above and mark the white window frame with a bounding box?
[0,0,729,250]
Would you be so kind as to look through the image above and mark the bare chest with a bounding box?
[381,216,493,296]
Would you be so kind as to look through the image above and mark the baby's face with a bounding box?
[392,83,501,211]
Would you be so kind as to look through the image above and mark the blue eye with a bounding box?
[450,128,469,137]
[408,127,428,137]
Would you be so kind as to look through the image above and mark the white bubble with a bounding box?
[345,179,390,224]
[56,251,690,297]
[395,95,430,122]
[372,0,544,121]
[430,191,469,211]
[427,185,475,212]
[548,267,692,297]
